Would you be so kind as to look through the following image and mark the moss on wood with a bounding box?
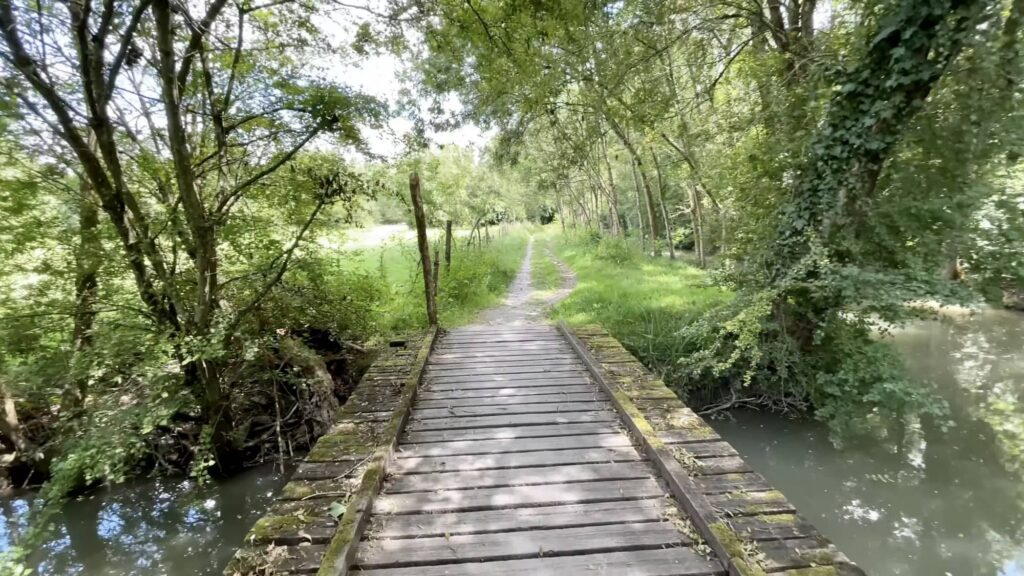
[709,521,768,576]
[316,325,437,576]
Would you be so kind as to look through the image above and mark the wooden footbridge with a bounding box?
[227,323,863,576]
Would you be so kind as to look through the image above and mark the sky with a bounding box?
[344,51,493,158]
[315,4,493,160]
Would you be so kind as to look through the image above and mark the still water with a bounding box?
[716,307,1024,575]
[2,309,1022,575]
[0,464,287,575]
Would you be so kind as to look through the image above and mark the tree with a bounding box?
[0,0,385,476]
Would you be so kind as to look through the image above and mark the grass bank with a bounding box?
[546,231,731,404]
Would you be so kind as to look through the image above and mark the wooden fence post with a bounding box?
[432,246,441,304]
[444,220,453,272]
[409,172,437,326]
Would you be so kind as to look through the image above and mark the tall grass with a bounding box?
[340,225,530,334]
[549,231,732,403]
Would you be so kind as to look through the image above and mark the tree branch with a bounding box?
[176,0,230,96]
[229,199,328,329]
[106,0,153,99]
[214,125,325,217]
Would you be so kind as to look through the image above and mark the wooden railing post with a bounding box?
[409,172,438,326]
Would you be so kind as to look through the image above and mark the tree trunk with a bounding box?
[154,0,231,456]
[65,179,101,417]
[444,220,453,272]
[555,187,567,233]
[651,150,676,260]
[409,172,437,326]
[690,185,706,267]
[766,0,985,349]
[465,216,482,248]
[0,381,45,482]
[602,138,621,236]
[278,336,339,440]
[630,161,647,253]
[636,162,660,254]
[626,157,659,254]
[660,133,723,254]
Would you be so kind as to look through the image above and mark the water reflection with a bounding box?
[1,464,287,575]
[715,308,1024,575]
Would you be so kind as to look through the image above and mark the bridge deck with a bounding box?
[227,322,863,576]
[353,324,721,575]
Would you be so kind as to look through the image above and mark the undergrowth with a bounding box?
[549,230,944,446]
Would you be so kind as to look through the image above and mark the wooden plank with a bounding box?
[403,422,621,443]
[262,544,326,573]
[425,365,586,378]
[355,523,688,568]
[403,411,618,432]
[373,478,666,514]
[444,332,558,340]
[434,343,574,353]
[416,392,604,408]
[437,338,564,347]
[417,385,599,400]
[728,514,817,541]
[428,360,581,371]
[427,362,582,374]
[695,473,772,495]
[387,462,655,493]
[693,456,753,476]
[424,375,591,389]
[391,446,643,474]
[430,353,578,364]
[435,342,571,352]
[758,537,858,572]
[411,401,611,420]
[659,429,723,445]
[292,460,365,481]
[441,336,567,344]
[249,500,339,544]
[436,332,558,340]
[706,491,796,517]
[669,441,738,459]
[447,327,557,334]
[367,500,670,539]
[446,326,558,333]
[354,547,723,576]
[396,433,633,458]
[429,354,575,364]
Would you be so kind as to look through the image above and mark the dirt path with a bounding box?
[474,237,576,326]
